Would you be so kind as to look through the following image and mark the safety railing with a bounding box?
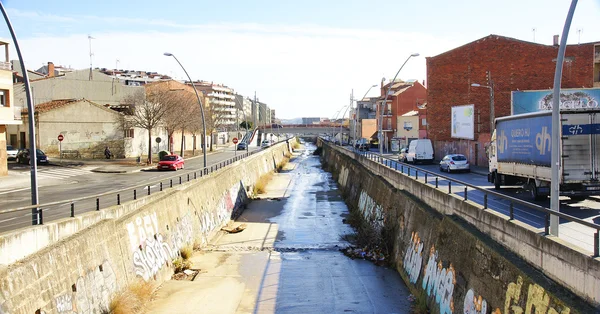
[333,142,600,257]
[0,137,294,231]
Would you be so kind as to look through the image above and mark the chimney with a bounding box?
[553,35,559,46]
[48,62,55,77]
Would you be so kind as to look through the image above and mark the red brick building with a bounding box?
[426,34,599,165]
[377,80,427,150]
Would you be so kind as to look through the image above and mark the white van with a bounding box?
[402,139,434,164]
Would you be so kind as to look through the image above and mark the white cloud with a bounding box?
[11,21,466,119]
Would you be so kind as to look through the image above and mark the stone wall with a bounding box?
[0,141,291,314]
[320,140,598,313]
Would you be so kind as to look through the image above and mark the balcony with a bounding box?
[0,62,11,71]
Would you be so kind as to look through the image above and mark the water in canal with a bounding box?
[149,143,412,313]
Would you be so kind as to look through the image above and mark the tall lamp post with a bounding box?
[379,53,419,155]
[550,0,578,235]
[0,3,40,224]
[471,81,494,131]
[164,52,207,168]
[354,84,378,147]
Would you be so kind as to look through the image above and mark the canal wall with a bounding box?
[0,142,292,314]
[320,140,598,313]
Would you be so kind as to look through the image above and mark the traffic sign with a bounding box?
[58,134,64,142]
[233,137,238,144]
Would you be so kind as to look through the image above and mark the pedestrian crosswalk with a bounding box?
[21,167,92,180]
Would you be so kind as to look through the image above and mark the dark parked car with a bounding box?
[16,148,49,165]
[237,142,248,150]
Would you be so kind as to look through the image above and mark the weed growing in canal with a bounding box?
[173,257,192,273]
[292,139,301,150]
[253,173,273,194]
[107,279,155,314]
[410,291,429,314]
[180,245,194,260]
[340,204,391,266]
[276,155,291,172]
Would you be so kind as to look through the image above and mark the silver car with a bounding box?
[439,154,470,173]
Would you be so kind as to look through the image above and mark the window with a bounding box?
[125,128,134,138]
[0,90,8,107]
[421,118,427,126]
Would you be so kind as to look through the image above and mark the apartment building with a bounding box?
[190,81,236,131]
[0,40,22,176]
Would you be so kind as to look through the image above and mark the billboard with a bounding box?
[512,88,600,114]
[451,104,475,140]
[496,114,552,166]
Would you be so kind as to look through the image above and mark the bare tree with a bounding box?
[205,100,233,151]
[127,87,172,164]
[176,91,198,156]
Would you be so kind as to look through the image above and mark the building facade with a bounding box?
[427,34,598,165]
[190,82,236,131]
[376,80,427,151]
[0,41,21,176]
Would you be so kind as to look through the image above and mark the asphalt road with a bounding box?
[353,148,600,254]
[0,145,263,233]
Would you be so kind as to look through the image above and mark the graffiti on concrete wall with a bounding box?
[338,166,349,188]
[422,245,455,314]
[127,212,194,281]
[358,190,385,231]
[464,288,488,314]
[403,231,424,284]
[198,182,247,245]
[503,276,570,314]
[54,260,117,314]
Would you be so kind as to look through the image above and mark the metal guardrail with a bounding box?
[325,140,600,256]
[0,138,294,230]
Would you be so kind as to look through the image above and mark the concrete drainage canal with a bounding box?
[149,142,414,313]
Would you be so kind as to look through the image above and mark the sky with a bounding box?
[0,0,599,119]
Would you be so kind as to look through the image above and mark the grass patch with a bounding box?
[276,156,291,172]
[107,279,155,314]
[253,172,273,195]
[180,245,194,260]
[173,257,192,273]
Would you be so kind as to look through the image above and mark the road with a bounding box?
[354,148,600,254]
[149,143,412,313]
[0,145,262,233]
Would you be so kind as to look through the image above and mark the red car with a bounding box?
[157,155,185,171]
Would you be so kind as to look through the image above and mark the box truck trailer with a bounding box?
[487,110,600,201]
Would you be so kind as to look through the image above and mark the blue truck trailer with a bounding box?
[487,110,600,200]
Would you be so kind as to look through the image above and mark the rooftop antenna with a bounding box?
[532,28,536,43]
[88,35,95,80]
[115,59,120,71]
[577,28,583,44]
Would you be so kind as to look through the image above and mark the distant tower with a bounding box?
[88,35,95,80]
[577,28,583,44]
[532,28,536,43]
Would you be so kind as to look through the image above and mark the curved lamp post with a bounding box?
[164,52,207,168]
[0,3,40,224]
[353,84,378,147]
[379,53,419,155]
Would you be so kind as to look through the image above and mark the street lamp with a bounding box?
[471,82,494,131]
[354,84,378,148]
[0,3,40,224]
[164,52,207,168]
[379,53,419,155]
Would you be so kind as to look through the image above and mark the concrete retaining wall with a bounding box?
[320,140,598,313]
[0,142,292,314]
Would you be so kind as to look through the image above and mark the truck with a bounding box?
[487,110,600,201]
